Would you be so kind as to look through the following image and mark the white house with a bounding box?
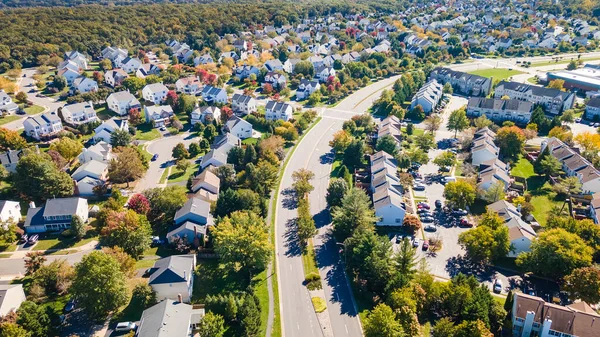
[142,83,168,105]
[201,86,228,104]
[190,170,220,202]
[0,201,21,224]
[57,68,80,86]
[265,101,293,121]
[494,81,575,115]
[137,300,204,337]
[148,255,196,303]
[0,284,26,318]
[0,149,26,173]
[23,112,64,140]
[231,94,257,115]
[471,127,499,166]
[488,200,537,257]
[410,80,443,113]
[585,96,600,119]
[64,51,88,70]
[106,91,141,116]
[71,160,108,196]
[199,149,228,170]
[78,141,112,164]
[0,91,18,114]
[24,197,88,233]
[168,197,213,245]
[175,76,202,95]
[296,79,321,100]
[144,105,174,128]
[61,101,98,126]
[263,72,287,89]
[194,53,214,66]
[191,106,221,125]
[72,76,98,94]
[369,151,406,226]
[93,118,129,144]
[264,59,284,72]
[120,57,143,74]
[224,116,253,139]
[136,63,161,79]
[104,69,128,87]
[314,65,335,83]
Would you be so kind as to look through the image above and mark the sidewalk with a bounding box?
[4,240,99,259]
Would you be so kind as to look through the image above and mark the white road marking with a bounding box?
[345,324,349,334]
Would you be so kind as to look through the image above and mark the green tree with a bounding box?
[517,228,593,280]
[178,94,197,114]
[424,114,442,133]
[482,181,506,203]
[539,155,562,178]
[433,151,456,168]
[364,304,403,337]
[14,151,73,200]
[198,312,226,337]
[71,215,86,240]
[567,60,578,70]
[16,301,50,337]
[496,126,526,161]
[0,323,30,337]
[239,293,261,337]
[143,185,188,224]
[101,210,152,259]
[326,178,348,208]
[395,238,417,288]
[188,142,201,157]
[447,109,470,138]
[443,82,453,94]
[71,251,128,320]
[172,143,189,160]
[292,168,314,197]
[212,211,272,275]
[342,138,364,169]
[15,91,28,104]
[414,133,436,151]
[244,145,257,165]
[332,188,377,241]
[473,115,492,130]
[204,124,217,143]
[110,129,132,147]
[24,251,46,276]
[296,198,316,247]
[458,211,510,264]
[246,160,278,196]
[563,267,600,304]
[176,159,190,172]
[108,147,145,187]
[293,60,314,76]
[52,76,66,90]
[375,134,398,156]
[337,164,353,187]
[122,77,145,92]
[443,180,476,209]
[553,176,582,197]
[433,318,456,337]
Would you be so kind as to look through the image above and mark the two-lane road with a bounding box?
[275,75,400,337]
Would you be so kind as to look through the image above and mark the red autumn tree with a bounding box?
[128,193,150,215]
[166,90,179,110]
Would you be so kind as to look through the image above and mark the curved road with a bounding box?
[275,75,400,337]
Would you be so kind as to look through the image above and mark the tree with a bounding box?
[563,267,600,304]
[71,215,86,240]
[15,91,27,105]
[246,160,278,196]
[395,238,417,288]
[294,60,314,76]
[0,322,30,337]
[101,210,152,258]
[102,247,137,278]
[0,127,27,151]
[414,133,436,151]
[548,79,565,90]
[496,126,525,161]
[307,91,321,106]
[178,94,196,114]
[212,211,272,275]
[214,188,262,218]
[188,142,201,157]
[433,318,456,337]
[204,124,217,143]
[548,126,573,144]
[447,109,470,138]
[424,114,442,133]
[16,301,50,337]
[364,304,403,337]
[24,252,46,276]
[52,76,66,90]
[433,151,456,168]
[326,178,348,208]
[239,293,261,337]
[482,181,506,203]
[0,222,16,245]
[516,228,593,280]
[128,107,143,125]
[459,211,510,264]
[71,251,128,320]
[473,115,492,129]
[198,312,225,337]
[99,58,112,71]
[443,82,453,94]
[539,155,562,178]
[14,151,73,200]
[211,165,237,191]
[176,159,191,172]
[329,130,352,153]
[244,145,257,165]
[567,60,578,70]
[122,77,145,92]
[166,90,179,110]
[553,176,583,197]
[108,147,145,187]
[574,132,600,163]
[49,137,83,161]
[332,188,377,241]
[110,129,132,147]
[375,134,398,156]
[561,109,576,123]
[402,214,422,234]
[144,185,188,226]
[172,143,189,160]
[444,180,476,209]
[296,198,316,247]
[128,193,150,215]
[292,168,314,197]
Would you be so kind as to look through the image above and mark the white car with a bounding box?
[412,238,421,248]
[493,279,503,293]
[115,322,137,332]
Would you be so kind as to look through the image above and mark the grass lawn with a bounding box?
[135,258,158,270]
[0,115,20,126]
[527,77,539,84]
[493,294,507,306]
[311,297,327,313]
[33,230,99,251]
[95,105,115,121]
[23,104,44,115]
[511,156,535,179]
[111,279,150,324]
[0,243,17,253]
[401,126,424,137]
[468,68,524,81]
[301,239,319,276]
[242,137,259,145]
[530,56,600,67]
[168,162,199,183]
[159,167,170,184]
[330,156,343,178]
[135,124,162,141]
[530,192,562,226]
[137,145,153,163]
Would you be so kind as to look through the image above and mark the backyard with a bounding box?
[468,68,525,81]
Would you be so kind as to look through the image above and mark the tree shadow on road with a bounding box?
[445,255,489,279]
[281,187,298,210]
[313,208,331,229]
[319,151,334,165]
[283,218,302,257]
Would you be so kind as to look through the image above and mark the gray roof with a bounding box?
[0,149,24,167]
[265,100,292,113]
[108,90,138,103]
[43,197,85,217]
[225,116,250,132]
[26,112,61,127]
[212,133,240,150]
[148,255,195,285]
[137,299,204,337]
[173,197,210,223]
[231,93,254,104]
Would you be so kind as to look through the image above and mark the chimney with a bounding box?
[184,271,187,281]
[177,293,183,303]
[28,201,35,209]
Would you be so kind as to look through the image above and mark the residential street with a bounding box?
[275,75,400,337]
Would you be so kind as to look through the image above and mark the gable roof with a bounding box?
[148,255,195,285]
[174,197,211,224]
[137,299,204,337]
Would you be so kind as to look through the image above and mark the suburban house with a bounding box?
[314,65,336,83]
[541,137,600,194]
[148,255,196,303]
[224,116,253,139]
[72,76,98,94]
[175,76,202,95]
[194,53,214,66]
[78,141,112,164]
[57,68,80,86]
[511,292,600,337]
[477,158,511,192]
[231,94,257,115]
[377,116,402,146]
[136,63,161,79]
[106,91,141,116]
[487,200,537,257]
[265,101,293,121]
[212,133,240,153]
[467,97,534,125]
[283,58,301,73]
[585,96,600,120]
[24,197,89,233]
[264,59,284,72]
[428,67,492,96]
[201,86,228,105]
[234,65,260,80]
[142,83,169,105]
[58,59,80,73]
[494,81,575,115]
[0,284,26,318]
[263,72,287,89]
[71,160,108,196]
[199,149,228,170]
[101,46,128,65]
[121,57,143,73]
[93,118,129,144]
[410,79,444,113]
[136,299,204,337]
[0,90,18,114]
[190,170,220,202]
[0,149,27,173]
[0,200,21,223]
[145,105,174,128]
[370,151,406,226]
[471,127,500,166]
[200,133,240,170]
[104,69,129,87]
[60,101,98,126]
[23,112,64,140]
[590,193,600,224]
[191,105,221,125]
[64,51,88,70]
[168,197,213,245]
[296,79,321,100]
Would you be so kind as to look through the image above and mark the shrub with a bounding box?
[305,272,322,290]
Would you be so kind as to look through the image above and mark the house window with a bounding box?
[395,218,401,223]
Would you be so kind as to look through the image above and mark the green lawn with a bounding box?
[242,137,259,145]
[301,239,319,276]
[23,104,44,115]
[95,105,116,121]
[527,77,539,84]
[0,115,20,126]
[468,68,525,81]
[0,243,17,253]
[135,124,162,141]
[168,162,199,183]
[137,145,153,163]
[330,156,343,178]
[135,258,158,270]
[530,56,600,67]
[159,168,169,184]
[33,230,99,251]
[511,156,535,179]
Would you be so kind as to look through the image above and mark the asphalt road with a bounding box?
[0,249,93,279]
[275,75,400,337]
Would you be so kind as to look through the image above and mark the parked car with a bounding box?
[419,212,433,218]
[151,236,164,246]
[422,240,429,251]
[115,322,137,332]
[459,219,474,227]
[493,279,503,293]
[395,235,403,244]
[151,154,159,161]
[575,118,582,123]
[421,217,435,223]
[64,299,76,312]
[413,184,426,191]
[27,235,39,245]
[417,208,430,214]
[417,204,430,210]
[452,209,468,216]
[424,225,437,232]
[159,126,166,131]
[20,234,28,243]
[439,166,450,172]
[412,238,420,248]
[435,200,442,209]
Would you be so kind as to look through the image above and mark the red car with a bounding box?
[460,219,474,227]
[422,240,429,251]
